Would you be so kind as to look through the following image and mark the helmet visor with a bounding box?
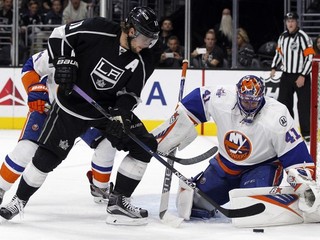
[134,31,159,48]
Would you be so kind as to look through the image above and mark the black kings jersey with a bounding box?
[48,17,155,119]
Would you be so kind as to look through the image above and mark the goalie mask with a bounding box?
[236,75,265,123]
[126,6,160,48]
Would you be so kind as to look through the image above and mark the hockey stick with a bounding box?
[159,60,189,224]
[158,146,218,165]
[73,85,266,219]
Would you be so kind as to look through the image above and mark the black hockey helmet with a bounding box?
[126,6,160,40]
[284,12,299,20]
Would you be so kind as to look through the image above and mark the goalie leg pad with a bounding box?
[176,179,194,220]
[152,105,197,155]
[229,186,304,227]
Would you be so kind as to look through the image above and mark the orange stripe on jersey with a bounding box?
[216,154,242,176]
[276,46,283,55]
[304,47,315,57]
[22,70,41,92]
[0,164,20,183]
[251,195,302,217]
[92,169,111,183]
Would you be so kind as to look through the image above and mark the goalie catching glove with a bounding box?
[53,56,78,96]
[287,168,320,213]
[27,83,50,114]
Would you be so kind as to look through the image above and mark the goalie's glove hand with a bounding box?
[287,168,318,212]
[27,83,50,114]
[53,56,78,96]
[105,108,132,138]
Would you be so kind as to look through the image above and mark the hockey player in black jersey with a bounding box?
[0,6,159,226]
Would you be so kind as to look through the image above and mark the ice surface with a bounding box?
[0,130,319,240]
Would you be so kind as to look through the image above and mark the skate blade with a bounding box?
[106,213,148,226]
[93,197,108,204]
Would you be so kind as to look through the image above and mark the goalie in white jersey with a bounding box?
[154,75,316,221]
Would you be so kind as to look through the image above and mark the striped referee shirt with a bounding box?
[271,28,315,76]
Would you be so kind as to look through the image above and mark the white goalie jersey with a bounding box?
[178,85,314,172]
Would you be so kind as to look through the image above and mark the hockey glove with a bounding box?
[287,168,319,213]
[53,56,78,96]
[27,83,50,114]
[105,108,132,138]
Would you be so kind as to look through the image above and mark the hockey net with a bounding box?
[311,56,320,183]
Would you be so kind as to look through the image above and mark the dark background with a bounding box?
[167,0,284,52]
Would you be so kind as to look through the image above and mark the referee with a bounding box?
[270,12,315,142]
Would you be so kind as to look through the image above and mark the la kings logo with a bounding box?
[91,58,125,90]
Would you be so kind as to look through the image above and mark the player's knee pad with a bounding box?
[6,140,38,170]
[32,147,63,173]
[240,163,284,188]
[0,140,38,191]
[22,161,48,188]
[117,155,148,181]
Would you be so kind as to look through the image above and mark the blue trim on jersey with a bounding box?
[5,155,25,173]
[21,56,34,74]
[91,162,113,172]
[181,88,207,122]
[279,142,313,168]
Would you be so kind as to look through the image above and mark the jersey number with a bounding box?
[285,128,301,143]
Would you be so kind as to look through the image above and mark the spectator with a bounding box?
[158,35,184,68]
[237,27,255,68]
[313,35,320,56]
[0,0,13,65]
[20,0,43,47]
[43,0,62,24]
[0,0,12,24]
[158,17,173,52]
[214,8,232,64]
[191,29,224,68]
[63,0,88,24]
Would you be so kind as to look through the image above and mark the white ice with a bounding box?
[0,130,319,240]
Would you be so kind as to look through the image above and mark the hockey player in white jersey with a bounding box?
[153,75,317,222]
[0,50,114,205]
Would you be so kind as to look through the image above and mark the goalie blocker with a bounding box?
[152,104,197,155]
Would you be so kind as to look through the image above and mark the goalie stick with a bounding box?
[73,84,266,219]
[158,146,218,165]
[159,60,189,224]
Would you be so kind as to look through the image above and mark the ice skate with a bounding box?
[0,188,5,205]
[87,171,113,204]
[0,195,27,222]
[106,192,148,225]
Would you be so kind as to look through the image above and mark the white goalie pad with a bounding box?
[152,105,197,155]
[176,180,194,220]
[229,186,304,227]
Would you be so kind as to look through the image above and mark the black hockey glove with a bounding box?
[53,56,78,96]
[105,108,132,138]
